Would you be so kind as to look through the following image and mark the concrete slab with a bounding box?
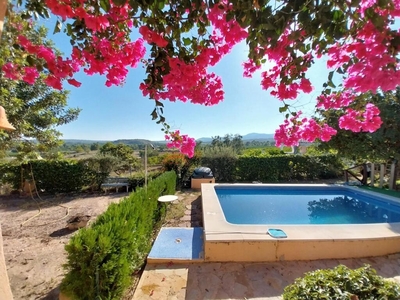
[147,227,204,263]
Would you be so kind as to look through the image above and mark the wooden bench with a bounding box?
[101,177,130,193]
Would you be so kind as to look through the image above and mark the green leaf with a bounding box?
[100,0,111,12]
[26,55,35,66]
[328,71,334,82]
[158,0,165,10]
[183,37,191,46]
[279,104,289,113]
[150,109,158,120]
[332,10,344,22]
[21,12,31,20]
[112,0,126,6]
[155,100,164,107]
[53,20,62,34]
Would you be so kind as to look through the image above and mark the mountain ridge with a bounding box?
[62,133,275,145]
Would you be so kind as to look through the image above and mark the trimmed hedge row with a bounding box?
[0,160,105,193]
[201,154,342,182]
[236,154,342,182]
[0,154,342,193]
[0,159,164,194]
[60,171,176,299]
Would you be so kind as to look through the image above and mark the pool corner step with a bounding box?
[147,227,204,263]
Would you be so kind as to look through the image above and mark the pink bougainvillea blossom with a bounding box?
[22,67,39,84]
[327,21,400,94]
[2,63,20,80]
[299,78,313,93]
[3,0,400,153]
[339,104,382,133]
[45,0,74,20]
[256,28,315,101]
[317,91,356,110]
[242,59,261,78]
[140,1,247,108]
[142,56,225,106]
[67,78,82,87]
[275,112,337,147]
[44,75,63,90]
[165,130,196,158]
[139,26,168,48]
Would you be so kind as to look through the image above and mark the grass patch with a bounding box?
[164,200,186,221]
[358,185,400,198]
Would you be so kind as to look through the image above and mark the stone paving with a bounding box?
[133,254,400,300]
[133,190,400,299]
[162,191,203,228]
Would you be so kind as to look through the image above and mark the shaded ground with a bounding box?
[0,192,127,300]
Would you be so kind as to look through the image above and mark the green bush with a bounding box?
[60,171,176,300]
[283,264,400,300]
[0,159,107,193]
[200,146,237,182]
[236,154,342,182]
[0,152,342,193]
[128,170,163,191]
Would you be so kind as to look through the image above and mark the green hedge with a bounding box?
[0,160,97,193]
[128,170,163,191]
[198,153,342,183]
[60,171,176,300]
[0,154,342,193]
[235,154,342,182]
[0,159,163,194]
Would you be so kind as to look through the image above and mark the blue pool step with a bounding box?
[147,227,204,263]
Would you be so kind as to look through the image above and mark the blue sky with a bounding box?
[44,20,329,142]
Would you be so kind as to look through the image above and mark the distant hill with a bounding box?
[62,133,275,145]
[62,139,109,145]
[114,139,151,145]
[243,133,275,140]
[196,137,213,143]
[197,133,275,143]
[62,139,166,146]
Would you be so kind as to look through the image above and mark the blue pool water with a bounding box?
[215,186,400,225]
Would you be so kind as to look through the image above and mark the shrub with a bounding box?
[0,159,106,193]
[161,152,186,174]
[60,171,176,300]
[200,146,237,182]
[128,170,163,191]
[236,154,342,182]
[161,152,201,186]
[283,264,400,300]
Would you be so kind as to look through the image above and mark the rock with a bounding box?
[66,215,91,230]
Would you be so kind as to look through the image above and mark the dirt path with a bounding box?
[0,192,127,300]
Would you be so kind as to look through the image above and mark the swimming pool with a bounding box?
[215,186,400,225]
[201,184,400,262]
